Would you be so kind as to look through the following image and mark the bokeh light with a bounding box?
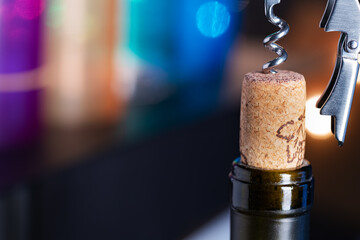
[358,56,360,84]
[14,0,45,20]
[305,96,332,137]
[196,1,230,38]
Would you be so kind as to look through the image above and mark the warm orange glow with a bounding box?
[358,55,360,84]
[305,96,332,138]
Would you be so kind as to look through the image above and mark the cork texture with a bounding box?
[240,70,306,170]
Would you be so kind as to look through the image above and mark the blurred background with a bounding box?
[0,0,360,239]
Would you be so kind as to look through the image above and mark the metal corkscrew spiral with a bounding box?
[262,0,289,74]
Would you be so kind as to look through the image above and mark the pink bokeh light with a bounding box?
[14,0,45,20]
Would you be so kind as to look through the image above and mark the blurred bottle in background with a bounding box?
[117,0,244,138]
[44,0,119,129]
[0,0,45,149]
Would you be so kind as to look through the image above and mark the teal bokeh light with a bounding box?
[196,1,231,38]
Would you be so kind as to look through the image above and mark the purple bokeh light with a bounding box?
[0,0,44,73]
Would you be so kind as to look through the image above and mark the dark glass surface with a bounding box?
[231,210,311,240]
[230,161,314,240]
[231,160,314,213]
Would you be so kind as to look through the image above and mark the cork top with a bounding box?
[244,70,305,84]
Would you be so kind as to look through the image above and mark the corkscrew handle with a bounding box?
[317,0,360,145]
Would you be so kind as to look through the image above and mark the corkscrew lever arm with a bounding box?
[316,0,360,146]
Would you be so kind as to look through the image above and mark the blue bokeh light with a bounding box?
[196,1,231,38]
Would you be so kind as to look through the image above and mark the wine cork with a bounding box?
[240,70,306,170]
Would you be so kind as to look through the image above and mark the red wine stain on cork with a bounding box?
[277,111,306,163]
[276,120,295,143]
[240,152,248,165]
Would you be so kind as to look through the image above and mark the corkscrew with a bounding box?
[316,0,360,146]
[262,0,289,74]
